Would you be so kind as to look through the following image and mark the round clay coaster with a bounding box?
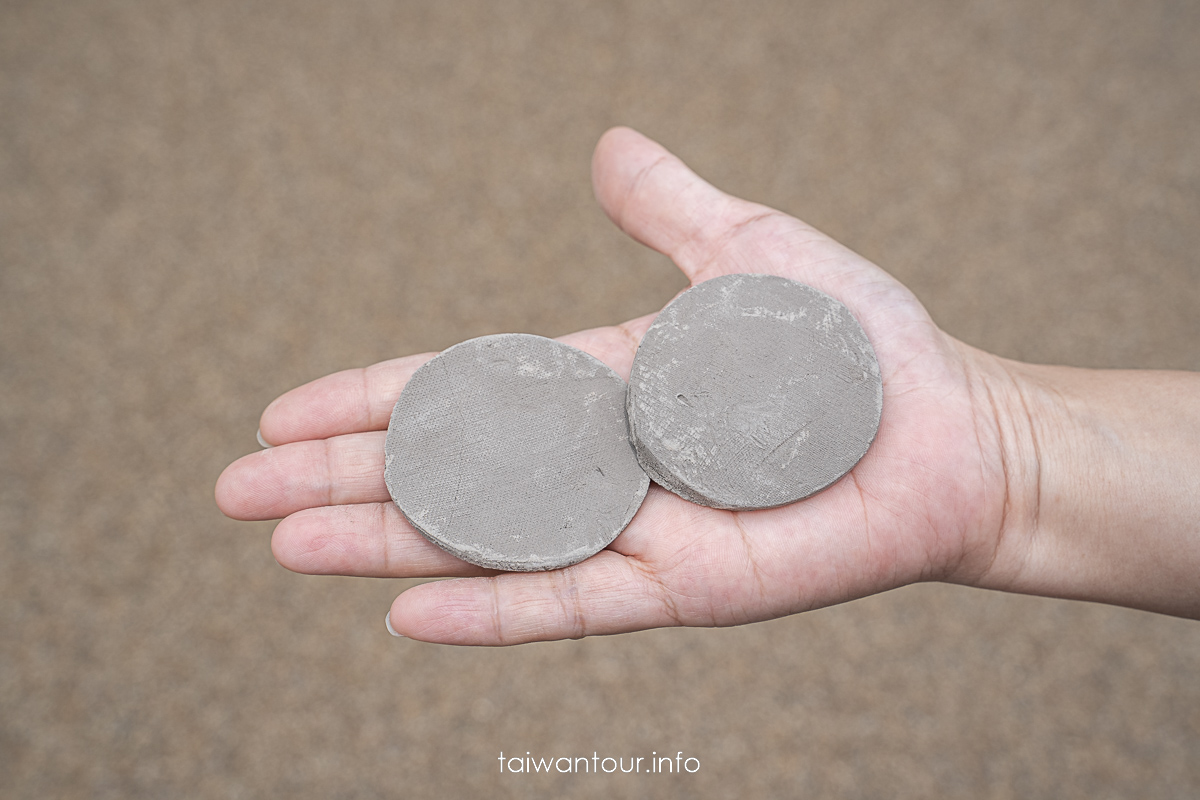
[385,333,649,572]
[626,273,882,510]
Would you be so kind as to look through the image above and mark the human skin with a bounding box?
[215,127,1200,644]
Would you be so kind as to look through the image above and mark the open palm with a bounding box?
[216,127,1015,645]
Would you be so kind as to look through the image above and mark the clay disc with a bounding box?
[384,333,649,572]
[626,274,882,510]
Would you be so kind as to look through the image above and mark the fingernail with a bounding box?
[385,612,404,638]
[256,429,273,449]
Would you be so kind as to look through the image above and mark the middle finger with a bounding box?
[217,431,388,520]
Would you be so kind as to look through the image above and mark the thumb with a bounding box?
[590,126,859,288]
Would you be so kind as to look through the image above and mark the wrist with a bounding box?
[960,353,1200,617]
[944,342,1048,592]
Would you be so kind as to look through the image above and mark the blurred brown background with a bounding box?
[3,1,1199,797]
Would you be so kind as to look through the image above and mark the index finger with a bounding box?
[257,352,435,447]
[257,317,656,446]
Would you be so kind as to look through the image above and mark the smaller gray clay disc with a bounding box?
[385,333,649,572]
[627,274,882,510]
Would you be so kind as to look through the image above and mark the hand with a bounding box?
[213,127,1070,644]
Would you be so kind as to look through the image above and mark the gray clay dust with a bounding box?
[626,273,882,510]
[384,333,649,572]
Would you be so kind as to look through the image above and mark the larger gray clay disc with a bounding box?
[384,333,649,572]
[627,274,882,510]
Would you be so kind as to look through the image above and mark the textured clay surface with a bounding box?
[385,333,649,571]
[627,274,882,510]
